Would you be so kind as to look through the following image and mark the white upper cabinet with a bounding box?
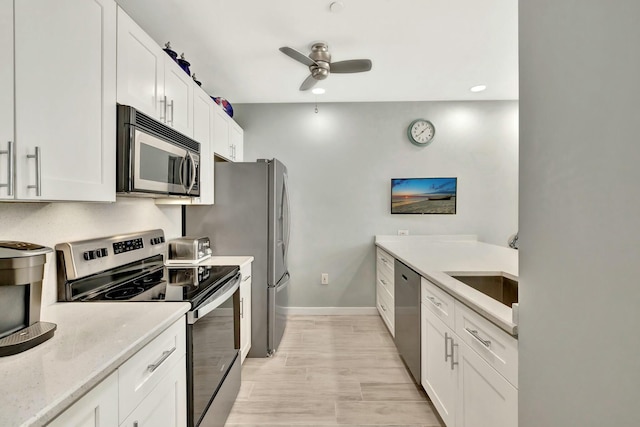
[0,0,14,200]
[12,0,116,201]
[117,8,193,137]
[164,57,194,137]
[191,87,214,204]
[212,103,243,162]
[116,8,164,121]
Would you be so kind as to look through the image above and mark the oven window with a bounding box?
[140,143,183,185]
[190,290,239,425]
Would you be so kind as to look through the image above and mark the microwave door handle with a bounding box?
[178,155,186,188]
[186,151,197,194]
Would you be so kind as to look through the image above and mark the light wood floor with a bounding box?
[225,315,445,427]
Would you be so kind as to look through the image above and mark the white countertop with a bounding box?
[375,235,518,335]
[198,256,254,268]
[0,302,190,427]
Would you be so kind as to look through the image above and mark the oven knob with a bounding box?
[89,251,97,260]
[101,248,108,257]
[83,251,91,261]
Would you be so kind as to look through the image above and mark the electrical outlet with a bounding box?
[398,229,409,236]
[321,273,329,285]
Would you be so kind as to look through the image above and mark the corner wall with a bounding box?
[519,1,640,425]
[234,101,518,308]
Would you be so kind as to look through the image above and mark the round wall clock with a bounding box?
[407,119,435,146]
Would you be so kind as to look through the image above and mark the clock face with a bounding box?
[408,119,435,146]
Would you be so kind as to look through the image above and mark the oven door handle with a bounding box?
[187,272,241,325]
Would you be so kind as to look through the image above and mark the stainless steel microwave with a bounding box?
[117,104,200,197]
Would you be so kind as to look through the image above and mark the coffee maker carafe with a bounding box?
[0,241,56,356]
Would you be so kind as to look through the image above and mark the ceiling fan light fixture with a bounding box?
[470,84,487,93]
[312,87,326,95]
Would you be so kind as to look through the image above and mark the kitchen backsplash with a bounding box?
[0,198,182,306]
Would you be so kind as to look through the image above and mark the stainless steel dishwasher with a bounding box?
[394,259,421,383]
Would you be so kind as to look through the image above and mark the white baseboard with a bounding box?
[283,307,378,315]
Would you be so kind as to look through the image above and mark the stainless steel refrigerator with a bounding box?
[185,159,290,357]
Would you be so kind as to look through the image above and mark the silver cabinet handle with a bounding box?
[160,96,167,122]
[451,342,459,370]
[444,332,458,370]
[240,297,244,318]
[147,347,176,372]
[380,278,388,286]
[26,146,41,196]
[168,99,174,125]
[427,296,442,307]
[465,328,491,348]
[380,257,388,264]
[380,303,387,312]
[242,275,251,282]
[0,141,14,196]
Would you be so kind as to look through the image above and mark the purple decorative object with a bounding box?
[177,53,191,76]
[163,42,178,61]
[211,97,233,118]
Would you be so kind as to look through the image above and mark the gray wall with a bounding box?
[519,1,640,426]
[234,101,518,308]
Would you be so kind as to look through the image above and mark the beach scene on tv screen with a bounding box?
[391,178,457,214]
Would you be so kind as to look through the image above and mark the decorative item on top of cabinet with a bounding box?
[3,0,117,202]
[163,42,178,61]
[212,97,234,118]
[177,53,191,76]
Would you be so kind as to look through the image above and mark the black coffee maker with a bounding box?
[0,241,56,356]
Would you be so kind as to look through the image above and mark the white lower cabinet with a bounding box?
[121,355,187,427]
[47,317,187,427]
[421,304,456,427]
[420,279,517,427]
[239,262,252,363]
[456,341,517,427]
[375,248,395,336]
[47,372,119,427]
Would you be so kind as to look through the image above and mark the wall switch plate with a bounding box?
[398,229,409,236]
[321,273,329,285]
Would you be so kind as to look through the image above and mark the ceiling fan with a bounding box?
[279,42,372,91]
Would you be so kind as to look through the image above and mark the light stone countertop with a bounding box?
[0,302,190,427]
[197,256,254,269]
[375,235,518,335]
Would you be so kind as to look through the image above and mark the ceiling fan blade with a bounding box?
[279,47,317,67]
[330,59,372,73]
[299,74,318,91]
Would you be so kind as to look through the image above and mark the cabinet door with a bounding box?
[212,104,231,160]
[0,0,13,199]
[116,7,165,121]
[164,57,194,137]
[229,120,244,162]
[421,304,457,427]
[456,340,517,427]
[240,266,252,363]
[14,0,116,202]
[192,89,214,204]
[47,372,118,427]
[121,355,187,427]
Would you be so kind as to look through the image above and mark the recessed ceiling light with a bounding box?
[312,87,326,95]
[470,85,487,93]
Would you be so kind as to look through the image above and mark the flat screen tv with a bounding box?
[391,177,457,214]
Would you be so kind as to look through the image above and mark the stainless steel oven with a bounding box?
[56,230,242,427]
[185,272,241,427]
[117,104,200,197]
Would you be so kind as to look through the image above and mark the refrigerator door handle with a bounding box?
[283,173,291,264]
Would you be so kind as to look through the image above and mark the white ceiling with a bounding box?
[115,0,518,104]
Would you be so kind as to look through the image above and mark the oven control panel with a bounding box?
[113,237,144,254]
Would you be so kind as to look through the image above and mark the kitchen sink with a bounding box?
[450,275,518,307]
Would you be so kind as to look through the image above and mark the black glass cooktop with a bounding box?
[69,254,239,306]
